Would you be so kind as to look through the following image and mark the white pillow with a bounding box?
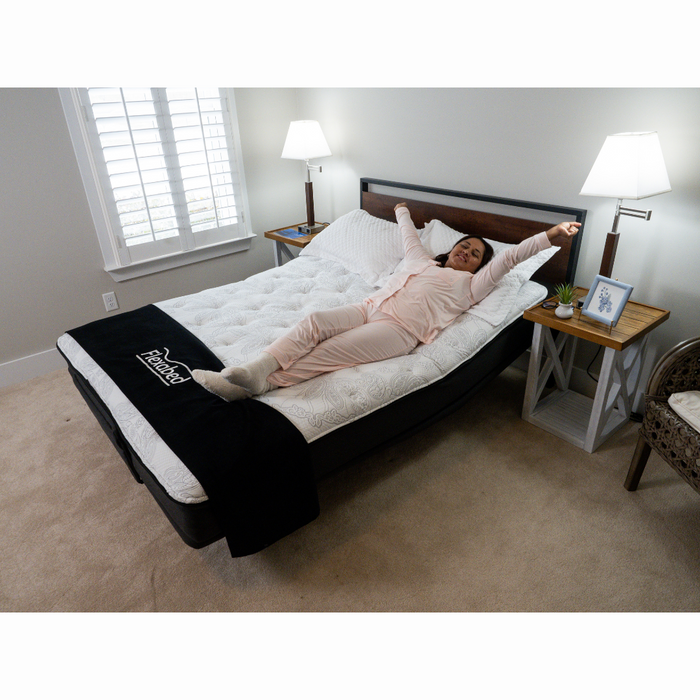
[300,209,404,287]
[669,391,700,433]
[418,218,558,325]
[420,218,514,258]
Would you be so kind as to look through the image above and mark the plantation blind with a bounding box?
[79,87,245,266]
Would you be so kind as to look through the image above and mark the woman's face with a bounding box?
[445,237,486,273]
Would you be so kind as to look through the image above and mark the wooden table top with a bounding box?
[263,223,327,248]
[524,287,670,352]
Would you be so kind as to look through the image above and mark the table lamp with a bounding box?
[580,131,671,278]
[281,120,332,234]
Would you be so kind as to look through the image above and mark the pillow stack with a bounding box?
[301,210,557,326]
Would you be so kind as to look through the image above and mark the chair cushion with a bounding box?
[669,391,700,433]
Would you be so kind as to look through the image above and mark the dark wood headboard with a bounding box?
[360,178,585,289]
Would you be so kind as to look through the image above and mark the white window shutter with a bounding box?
[64,87,249,272]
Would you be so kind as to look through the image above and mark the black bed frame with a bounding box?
[67,179,586,549]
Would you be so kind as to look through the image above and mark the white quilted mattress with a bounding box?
[58,255,547,505]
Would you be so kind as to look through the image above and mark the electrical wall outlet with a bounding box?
[102,291,119,312]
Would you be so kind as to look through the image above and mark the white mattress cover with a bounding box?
[58,255,547,504]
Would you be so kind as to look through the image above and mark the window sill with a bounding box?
[105,234,256,282]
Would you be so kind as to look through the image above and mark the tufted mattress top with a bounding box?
[58,255,547,505]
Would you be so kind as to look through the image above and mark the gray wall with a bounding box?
[2,87,699,385]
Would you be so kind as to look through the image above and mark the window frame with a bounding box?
[59,87,254,282]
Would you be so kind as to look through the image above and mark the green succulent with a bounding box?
[554,283,575,305]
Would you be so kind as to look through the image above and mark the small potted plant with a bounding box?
[554,283,575,319]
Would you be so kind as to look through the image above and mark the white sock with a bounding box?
[221,351,281,395]
[192,369,250,402]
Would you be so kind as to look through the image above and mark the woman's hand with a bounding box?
[394,202,408,212]
[546,222,580,242]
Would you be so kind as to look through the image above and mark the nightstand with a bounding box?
[264,222,328,266]
[521,288,670,453]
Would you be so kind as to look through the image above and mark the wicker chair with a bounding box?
[625,336,700,492]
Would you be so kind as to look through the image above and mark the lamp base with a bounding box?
[599,231,620,279]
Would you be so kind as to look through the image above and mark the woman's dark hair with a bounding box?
[434,235,494,271]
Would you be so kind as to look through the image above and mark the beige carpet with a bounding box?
[3,364,700,613]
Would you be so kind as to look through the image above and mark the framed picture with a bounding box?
[581,275,634,328]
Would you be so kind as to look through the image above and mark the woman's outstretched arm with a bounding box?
[470,221,580,304]
[394,203,431,263]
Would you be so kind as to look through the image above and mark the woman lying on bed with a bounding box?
[193,203,579,401]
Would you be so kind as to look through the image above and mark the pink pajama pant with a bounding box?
[264,302,419,387]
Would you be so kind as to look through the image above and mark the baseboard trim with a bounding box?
[0,348,67,389]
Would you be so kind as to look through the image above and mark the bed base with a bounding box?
[67,315,534,549]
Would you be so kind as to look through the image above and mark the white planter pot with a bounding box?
[555,303,574,319]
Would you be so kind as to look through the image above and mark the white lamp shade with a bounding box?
[281,120,331,161]
[580,131,671,200]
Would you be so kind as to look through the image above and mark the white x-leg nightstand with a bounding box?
[522,290,670,453]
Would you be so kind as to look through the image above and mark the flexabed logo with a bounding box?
[136,348,192,386]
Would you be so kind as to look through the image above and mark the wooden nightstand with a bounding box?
[521,288,670,453]
[264,223,328,266]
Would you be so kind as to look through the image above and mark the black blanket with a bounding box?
[67,304,319,557]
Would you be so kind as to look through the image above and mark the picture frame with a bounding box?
[581,275,634,329]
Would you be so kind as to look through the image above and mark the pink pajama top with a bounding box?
[365,206,552,344]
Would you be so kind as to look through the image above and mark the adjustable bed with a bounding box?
[57,178,585,556]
